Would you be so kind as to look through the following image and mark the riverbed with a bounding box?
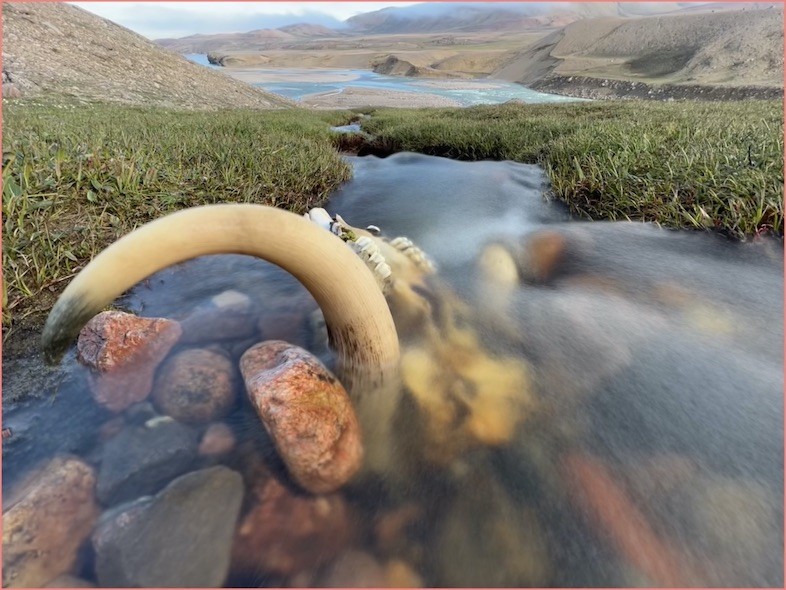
[184,54,583,108]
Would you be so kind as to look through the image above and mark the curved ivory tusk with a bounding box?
[41,204,400,392]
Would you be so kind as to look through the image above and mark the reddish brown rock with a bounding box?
[2,456,100,588]
[152,348,237,424]
[77,311,181,412]
[231,477,355,577]
[198,422,237,457]
[240,341,363,494]
[374,503,422,554]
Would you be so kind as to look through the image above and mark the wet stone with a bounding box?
[231,477,355,577]
[96,417,198,506]
[77,311,181,412]
[317,550,387,587]
[152,348,237,425]
[93,466,244,588]
[2,456,100,588]
[240,341,363,494]
[179,290,259,344]
[198,422,237,457]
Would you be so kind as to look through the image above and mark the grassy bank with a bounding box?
[2,104,354,326]
[359,100,784,239]
[3,99,783,330]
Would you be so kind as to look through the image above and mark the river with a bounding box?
[183,53,582,106]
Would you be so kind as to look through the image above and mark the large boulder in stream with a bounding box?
[93,466,244,587]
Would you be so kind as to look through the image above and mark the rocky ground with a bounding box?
[492,6,784,98]
[2,3,293,109]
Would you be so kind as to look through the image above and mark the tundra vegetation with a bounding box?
[2,98,783,329]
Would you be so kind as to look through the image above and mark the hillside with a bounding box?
[492,6,784,94]
[1,3,293,110]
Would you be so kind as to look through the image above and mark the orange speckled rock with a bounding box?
[77,311,181,412]
[2,456,100,588]
[240,341,363,494]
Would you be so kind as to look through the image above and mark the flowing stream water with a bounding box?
[3,153,783,587]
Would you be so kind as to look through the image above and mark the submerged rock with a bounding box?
[96,417,198,506]
[240,341,362,494]
[2,456,100,588]
[93,466,243,587]
[77,311,181,412]
[198,422,237,457]
[231,477,355,577]
[152,348,237,424]
[179,290,258,344]
[317,550,387,587]
[434,467,551,587]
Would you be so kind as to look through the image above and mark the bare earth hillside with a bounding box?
[492,7,784,99]
[2,3,293,109]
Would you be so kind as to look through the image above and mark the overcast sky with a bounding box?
[70,2,421,39]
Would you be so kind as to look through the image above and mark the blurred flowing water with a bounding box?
[3,153,783,587]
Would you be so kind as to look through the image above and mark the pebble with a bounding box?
[240,341,363,494]
[198,422,237,457]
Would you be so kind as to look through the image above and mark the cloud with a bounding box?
[70,2,420,38]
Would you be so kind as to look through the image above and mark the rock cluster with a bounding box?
[3,293,379,587]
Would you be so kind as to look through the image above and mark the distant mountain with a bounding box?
[157,28,296,54]
[492,6,784,91]
[343,2,705,34]
[277,23,343,37]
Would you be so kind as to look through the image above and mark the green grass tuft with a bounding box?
[2,104,355,325]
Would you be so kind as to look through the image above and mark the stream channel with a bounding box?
[2,152,783,587]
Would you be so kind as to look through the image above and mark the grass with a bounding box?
[3,98,783,331]
[359,100,784,238]
[2,103,355,326]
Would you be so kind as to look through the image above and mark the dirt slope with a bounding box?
[493,7,784,92]
[2,3,293,109]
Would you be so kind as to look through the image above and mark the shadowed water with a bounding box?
[3,153,783,587]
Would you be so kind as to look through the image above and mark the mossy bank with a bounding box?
[3,99,783,336]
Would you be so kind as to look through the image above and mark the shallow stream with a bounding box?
[3,153,783,587]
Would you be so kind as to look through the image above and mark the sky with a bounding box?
[70,2,422,39]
